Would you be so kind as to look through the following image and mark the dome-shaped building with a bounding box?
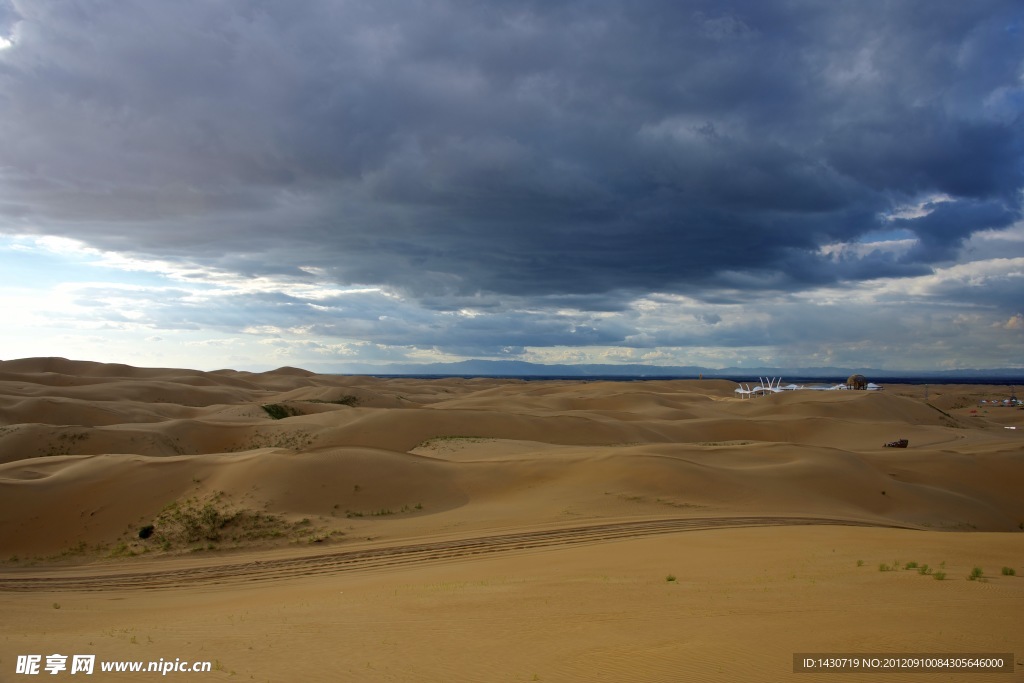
[846,374,868,390]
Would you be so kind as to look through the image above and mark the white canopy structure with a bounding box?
[734,377,882,398]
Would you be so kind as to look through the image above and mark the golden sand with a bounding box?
[1,358,1021,681]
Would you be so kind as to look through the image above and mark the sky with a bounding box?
[1,1,1022,372]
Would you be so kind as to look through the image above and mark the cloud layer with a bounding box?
[1,0,1022,369]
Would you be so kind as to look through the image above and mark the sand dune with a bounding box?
[1,358,1022,681]
[2,357,1021,551]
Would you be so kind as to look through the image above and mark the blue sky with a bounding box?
[1,1,1022,372]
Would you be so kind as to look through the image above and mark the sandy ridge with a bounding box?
[1,360,1021,682]
[0,515,913,592]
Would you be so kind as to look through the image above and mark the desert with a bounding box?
[1,357,1022,681]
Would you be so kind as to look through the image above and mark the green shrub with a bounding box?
[261,403,300,419]
[307,395,360,406]
[156,499,235,544]
[1001,566,1016,576]
[968,567,984,581]
[109,542,136,558]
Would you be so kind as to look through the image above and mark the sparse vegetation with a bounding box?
[229,428,316,451]
[260,403,301,420]
[345,502,424,518]
[307,395,360,407]
[107,493,343,554]
[44,430,90,456]
[109,542,136,558]
[60,541,89,557]
[416,435,490,449]
[871,558,1014,583]
[666,574,677,582]
[159,498,233,543]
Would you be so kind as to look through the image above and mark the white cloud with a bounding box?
[881,194,954,222]
[818,238,917,261]
[999,314,1024,330]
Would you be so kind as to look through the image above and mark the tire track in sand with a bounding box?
[0,516,911,592]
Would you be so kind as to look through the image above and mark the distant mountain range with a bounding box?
[329,359,1024,380]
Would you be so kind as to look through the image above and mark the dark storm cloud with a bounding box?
[1,0,1022,310]
[894,199,1019,263]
